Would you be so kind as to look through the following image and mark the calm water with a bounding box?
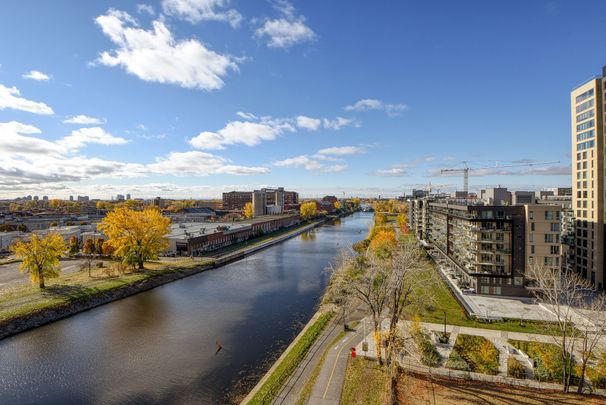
[0,212,372,405]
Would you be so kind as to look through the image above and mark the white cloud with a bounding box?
[322,117,357,130]
[296,115,321,131]
[236,111,257,120]
[0,121,268,187]
[0,84,54,115]
[162,0,242,27]
[371,164,409,177]
[189,120,284,149]
[58,127,129,152]
[148,151,269,176]
[0,121,63,156]
[95,9,239,91]
[63,115,106,125]
[275,155,322,171]
[344,98,408,117]
[22,70,51,81]
[136,4,155,15]
[316,146,365,156]
[254,1,316,49]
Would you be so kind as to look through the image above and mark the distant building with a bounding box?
[116,194,125,201]
[42,196,49,201]
[77,195,89,202]
[166,215,300,255]
[481,187,511,205]
[69,195,74,201]
[126,194,131,200]
[252,190,267,217]
[222,191,253,210]
[524,204,562,271]
[512,191,535,205]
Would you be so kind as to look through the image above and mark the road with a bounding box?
[0,259,87,289]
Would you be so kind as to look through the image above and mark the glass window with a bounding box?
[576,109,595,122]
[576,129,595,142]
[576,119,595,131]
[576,98,594,113]
[576,88,594,104]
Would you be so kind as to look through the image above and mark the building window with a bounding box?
[550,245,560,255]
[550,223,560,232]
[531,245,535,254]
[529,211,534,220]
[577,130,595,143]
[577,140,595,151]
[576,109,595,122]
[576,120,595,132]
[576,98,594,113]
[545,234,554,243]
[576,89,594,104]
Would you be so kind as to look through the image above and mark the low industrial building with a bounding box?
[166,214,300,256]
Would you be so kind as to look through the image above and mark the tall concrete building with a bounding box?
[571,66,605,288]
[252,190,267,217]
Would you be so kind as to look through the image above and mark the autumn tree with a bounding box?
[98,207,170,270]
[368,229,397,259]
[243,202,253,219]
[300,201,317,220]
[68,236,79,255]
[83,238,95,255]
[351,198,361,210]
[11,233,66,288]
[95,238,105,255]
[396,213,409,233]
[334,201,341,211]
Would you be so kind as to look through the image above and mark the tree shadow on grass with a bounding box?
[42,284,96,302]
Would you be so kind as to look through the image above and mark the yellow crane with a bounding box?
[440,160,560,193]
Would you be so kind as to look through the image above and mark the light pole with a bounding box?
[443,310,447,336]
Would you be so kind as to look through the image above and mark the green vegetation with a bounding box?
[509,340,577,383]
[0,258,214,323]
[446,334,499,375]
[248,312,333,405]
[507,357,526,379]
[403,262,562,335]
[341,358,389,405]
[410,323,441,367]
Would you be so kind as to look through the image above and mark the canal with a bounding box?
[0,212,372,404]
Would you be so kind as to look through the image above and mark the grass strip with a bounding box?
[248,312,333,405]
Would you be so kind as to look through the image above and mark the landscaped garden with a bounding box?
[446,334,499,375]
[509,339,577,383]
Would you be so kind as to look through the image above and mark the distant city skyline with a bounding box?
[1,0,604,198]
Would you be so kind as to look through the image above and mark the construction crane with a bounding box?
[440,160,560,193]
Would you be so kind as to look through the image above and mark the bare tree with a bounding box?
[526,264,606,392]
[575,293,606,393]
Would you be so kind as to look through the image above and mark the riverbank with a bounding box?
[0,217,330,341]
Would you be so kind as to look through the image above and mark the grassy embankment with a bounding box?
[247,312,333,405]
[0,258,214,323]
[403,259,563,335]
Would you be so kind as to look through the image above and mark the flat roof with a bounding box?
[168,222,251,240]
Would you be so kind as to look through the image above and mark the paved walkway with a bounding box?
[270,320,343,405]
[307,319,367,405]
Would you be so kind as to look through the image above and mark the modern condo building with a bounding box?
[571,66,605,289]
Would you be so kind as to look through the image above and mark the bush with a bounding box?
[508,357,526,379]
[448,335,499,375]
[412,330,441,367]
[446,350,470,371]
[509,340,576,383]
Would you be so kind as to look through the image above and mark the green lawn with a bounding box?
[404,260,561,335]
[0,258,214,324]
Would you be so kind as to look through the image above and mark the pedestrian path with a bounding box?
[306,318,367,405]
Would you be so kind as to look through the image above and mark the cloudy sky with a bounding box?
[0,0,603,199]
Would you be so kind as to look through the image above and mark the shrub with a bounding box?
[509,340,576,383]
[448,335,499,375]
[412,330,441,367]
[446,350,470,371]
[508,357,526,379]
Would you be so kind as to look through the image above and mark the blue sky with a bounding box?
[0,0,604,199]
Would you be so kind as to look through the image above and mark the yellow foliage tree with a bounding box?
[11,233,66,288]
[300,201,318,220]
[243,202,253,219]
[351,197,361,209]
[368,229,397,259]
[98,207,171,270]
[334,201,341,210]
